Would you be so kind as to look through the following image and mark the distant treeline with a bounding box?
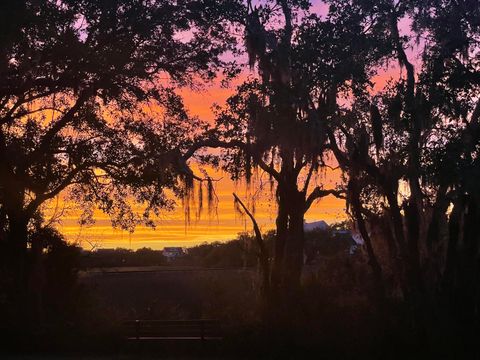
[80,223,352,269]
[80,238,259,269]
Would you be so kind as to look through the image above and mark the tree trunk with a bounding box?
[28,236,46,326]
[454,195,479,329]
[283,198,304,293]
[443,196,463,294]
[5,211,30,325]
[348,180,386,303]
[271,188,288,291]
[269,185,307,320]
[7,213,29,290]
[385,187,427,335]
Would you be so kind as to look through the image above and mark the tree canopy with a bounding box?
[187,0,389,301]
[0,0,241,319]
[321,0,480,337]
[0,0,240,236]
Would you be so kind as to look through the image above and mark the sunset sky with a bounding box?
[51,170,346,250]
[44,0,418,250]
[48,78,347,250]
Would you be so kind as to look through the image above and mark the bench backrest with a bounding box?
[123,319,222,340]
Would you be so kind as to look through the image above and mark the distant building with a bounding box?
[303,220,329,232]
[303,223,363,264]
[162,247,186,260]
[332,230,363,255]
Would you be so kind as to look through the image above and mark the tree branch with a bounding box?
[183,138,281,181]
[305,187,346,213]
[302,160,316,194]
[388,7,415,101]
[233,192,270,288]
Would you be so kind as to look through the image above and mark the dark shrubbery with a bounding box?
[81,247,165,268]
[180,236,256,268]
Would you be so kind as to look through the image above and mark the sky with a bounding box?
[45,0,416,250]
[51,169,346,250]
[48,78,347,250]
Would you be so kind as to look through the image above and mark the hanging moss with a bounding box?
[196,181,203,220]
[245,135,253,185]
[245,10,266,70]
[180,174,194,225]
[388,95,403,130]
[370,104,384,151]
[358,127,370,162]
[233,196,244,218]
[206,177,218,216]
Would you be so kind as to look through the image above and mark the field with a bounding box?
[79,267,259,323]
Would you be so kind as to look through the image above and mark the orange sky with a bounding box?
[50,168,346,250]
[42,64,409,250]
[45,3,415,250]
[47,64,410,250]
[44,74,352,250]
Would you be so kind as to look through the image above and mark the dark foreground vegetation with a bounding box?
[0,226,476,359]
[1,0,480,358]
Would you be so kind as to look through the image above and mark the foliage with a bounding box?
[189,0,382,297]
[0,0,240,233]
[324,0,480,345]
[0,0,244,330]
[80,247,166,268]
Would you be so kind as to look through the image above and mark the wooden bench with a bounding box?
[123,319,223,342]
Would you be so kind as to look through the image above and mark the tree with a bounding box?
[185,0,385,312]
[0,0,240,313]
[325,0,480,341]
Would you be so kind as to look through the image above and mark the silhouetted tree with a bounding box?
[325,0,480,344]
[0,0,240,319]
[186,1,386,314]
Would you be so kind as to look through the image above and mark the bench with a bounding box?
[123,319,223,342]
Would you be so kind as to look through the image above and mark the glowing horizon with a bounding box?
[49,164,346,250]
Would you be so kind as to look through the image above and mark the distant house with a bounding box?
[162,247,186,260]
[303,220,329,232]
[303,222,363,264]
[332,230,363,255]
